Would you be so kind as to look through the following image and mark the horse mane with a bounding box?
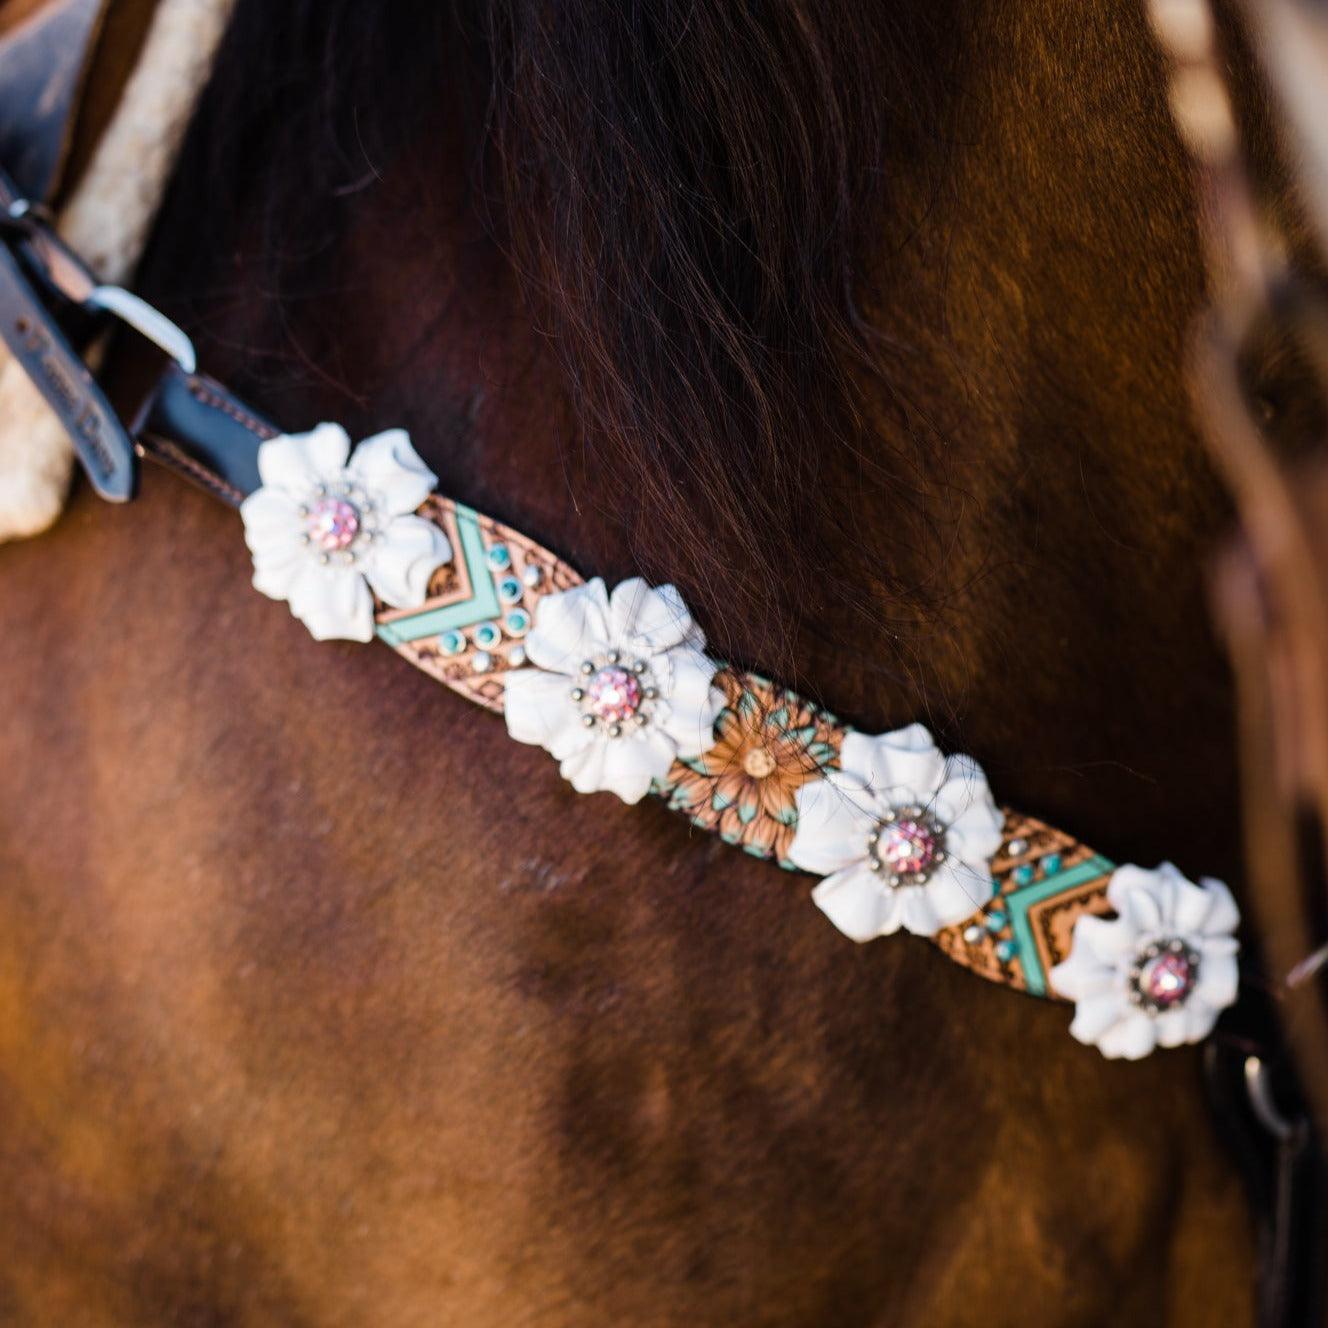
[164,0,946,669]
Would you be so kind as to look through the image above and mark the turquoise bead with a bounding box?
[439,630,466,655]
[505,608,530,636]
[486,543,511,570]
[498,576,522,603]
[473,621,501,648]
[1012,863,1035,886]
[1041,853,1063,876]
[984,909,1007,932]
[995,939,1018,963]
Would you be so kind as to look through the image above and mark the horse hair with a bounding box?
[161,0,950,668]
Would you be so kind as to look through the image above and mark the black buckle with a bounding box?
[0,165,196,503]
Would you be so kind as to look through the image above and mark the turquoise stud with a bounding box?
[498,576,522,603]
[1041,853,1063,876]
[473,621,502,649]
[486,543,511,571]
[995,939,1018,963]
[1012,863,1035,886]
[439,629,466,655]
[505,608,531,636]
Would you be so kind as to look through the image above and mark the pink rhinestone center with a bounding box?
[586,666,642,722]
[307,497,360,552]
[1142,951,1195,1008]
[880,818,940,877]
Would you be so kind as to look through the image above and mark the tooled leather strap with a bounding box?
[132,363,1118,1001]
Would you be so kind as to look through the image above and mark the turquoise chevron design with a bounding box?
[1002,853,1114,995]
[375,505,499,646]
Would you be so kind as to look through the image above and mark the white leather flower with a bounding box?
[788,724,1003,939]
[503,577,725,804]
[239,424,451,642]
[1049,863,1239,1060]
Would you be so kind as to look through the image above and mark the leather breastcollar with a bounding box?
[0,178,1238,1026]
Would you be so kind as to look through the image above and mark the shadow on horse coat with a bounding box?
[1,0,1314,1322]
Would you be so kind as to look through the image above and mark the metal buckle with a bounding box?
[1245,1055,1299,1143]
[3,193,196,372]
[2,193,95,303]
[85,285,196,373]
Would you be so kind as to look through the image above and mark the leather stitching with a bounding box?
[141,432,243,506]
[187,379,277,441]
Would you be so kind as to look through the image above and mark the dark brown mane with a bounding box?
[158,0,961,668]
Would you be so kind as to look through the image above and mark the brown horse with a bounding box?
[0,0,1314,1322]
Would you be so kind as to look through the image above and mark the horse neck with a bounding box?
[134,0,1236,878]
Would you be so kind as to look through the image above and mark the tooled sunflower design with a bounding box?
[658,672,842,868]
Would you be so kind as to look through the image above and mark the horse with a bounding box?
[0,0,1313,1321]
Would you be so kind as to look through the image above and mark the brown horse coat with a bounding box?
[1,0,1302,1322]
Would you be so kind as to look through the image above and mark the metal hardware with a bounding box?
[0,164,196,499]
[5,196,53,227]
[1,176,195,371]
[86,285,196,373]
[1245,1055,1298,1143]
[0,186,96,305]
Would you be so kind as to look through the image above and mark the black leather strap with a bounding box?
[0,234,136,500]
[0,0,106,203]
[1205,1022,1326,1328]
[134,363,274,505]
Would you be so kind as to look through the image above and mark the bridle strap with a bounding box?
[134,363,275,502]
[1150,1,1328,1321]
[1204,1034,1324,1328]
